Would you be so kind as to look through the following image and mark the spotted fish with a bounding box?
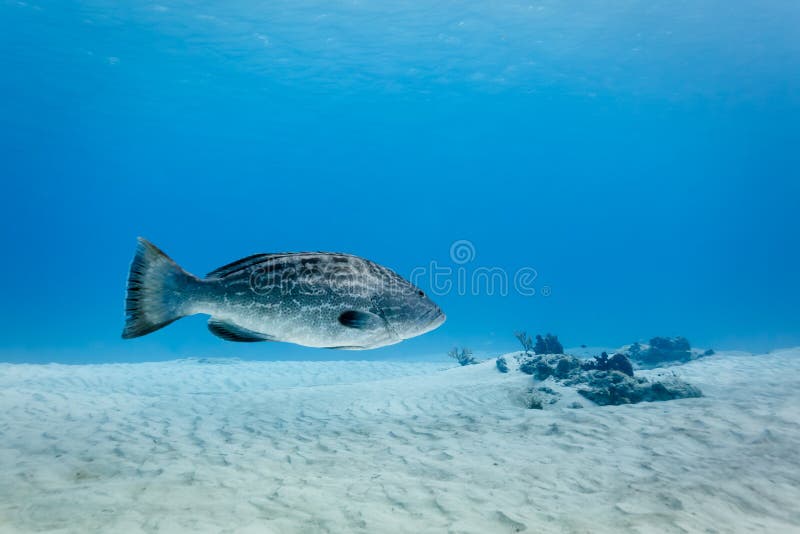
[122,238,445,349]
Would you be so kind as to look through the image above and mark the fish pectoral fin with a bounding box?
[338,310,382,330]
[207,318,276,343]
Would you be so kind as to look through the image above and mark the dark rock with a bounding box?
[496,357,509,373]
[535,360,553,380]
[519,354,583,380]
[608,353,634,377]
[583,352,609,371]
[572,370,643,405]
[625,337,694,366]
[627,342,644,360]
[703,349,715,356]
[515,348,702,408]
[574,370,702,406]
[646,378,703,402]
[533,333,564,355]
[555,356,581,379]
[638,336,692,365]
[581,352,633,377]
[519,359,536,376]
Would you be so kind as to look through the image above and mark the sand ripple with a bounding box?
[1,351,799,533]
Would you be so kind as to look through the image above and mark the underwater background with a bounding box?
[3,3,800,533]
[1,0,799,363]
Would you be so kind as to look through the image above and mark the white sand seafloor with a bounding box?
[1,351,800,533]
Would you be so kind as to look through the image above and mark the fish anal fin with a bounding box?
[208,318,276,343]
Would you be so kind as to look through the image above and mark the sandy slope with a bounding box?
[1,350,799,533]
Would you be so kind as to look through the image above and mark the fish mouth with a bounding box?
[420,310,446,333]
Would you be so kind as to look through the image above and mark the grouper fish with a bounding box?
[122,238,445,349]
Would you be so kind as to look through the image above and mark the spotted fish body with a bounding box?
[122,238,445,349]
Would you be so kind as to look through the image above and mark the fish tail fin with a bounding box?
[122,237,199,339]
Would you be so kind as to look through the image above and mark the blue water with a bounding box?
[1,0,798,363]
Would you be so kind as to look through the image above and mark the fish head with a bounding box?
[374,285,446,341]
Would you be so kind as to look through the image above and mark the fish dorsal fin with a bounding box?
[338,310,383,330]
[205,251,355,279]
[208,318,276,342]
[206,254,287,279]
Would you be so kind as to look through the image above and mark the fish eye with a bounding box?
[418,290,425,297]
